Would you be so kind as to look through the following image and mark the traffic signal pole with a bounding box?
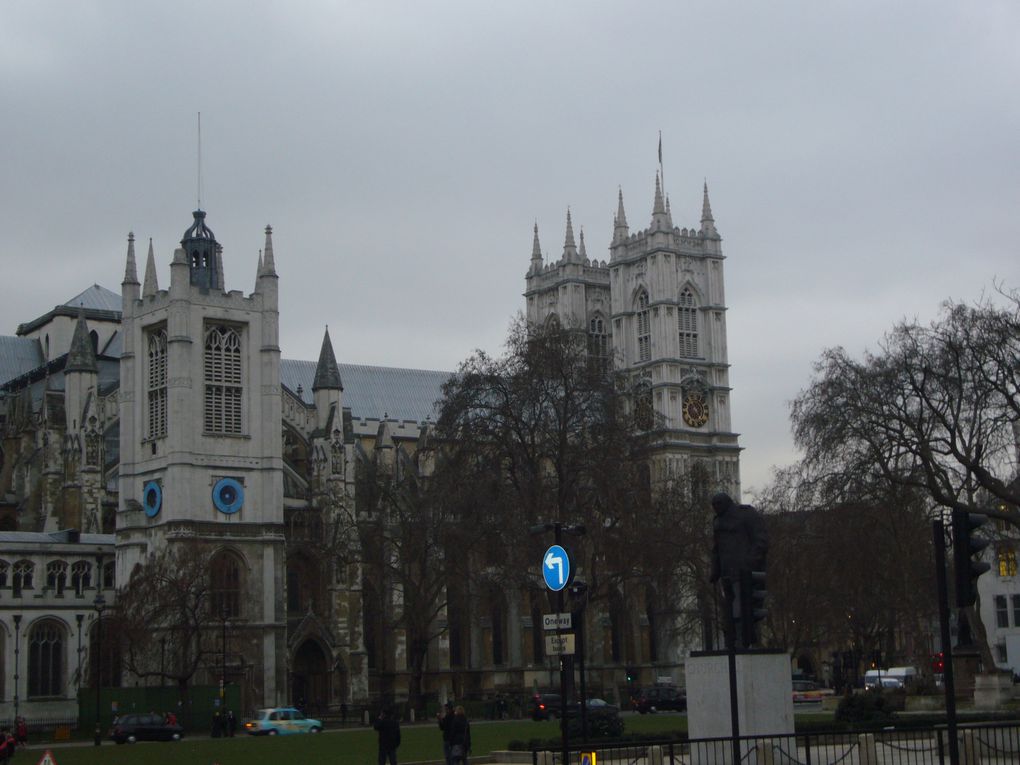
[933,519,960,765]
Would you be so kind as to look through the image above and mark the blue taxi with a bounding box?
[243,707,323,735]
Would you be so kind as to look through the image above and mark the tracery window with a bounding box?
[102,561,115,589]
[0,560,8,588]
[210,550,243,618]
[678,288,699,358]
[204,325,243,434]
[998,546,1018,577]
[46,561,68,595]
[636,291,650,362]
[71,561,92,596]
[147,327,168,438]
[13,560,33,596]
[588,315,608,359]
[28,620,65,697]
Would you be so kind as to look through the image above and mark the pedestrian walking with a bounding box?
[374,707,401,765]
[437,702,454,765]
[449,705,471,765]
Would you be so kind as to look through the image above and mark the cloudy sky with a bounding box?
[2,1,1017,496]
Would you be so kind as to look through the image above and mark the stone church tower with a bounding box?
[116,210,288,706]
[525,174,740,495]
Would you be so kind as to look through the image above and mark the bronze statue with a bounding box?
[709,492,768,648]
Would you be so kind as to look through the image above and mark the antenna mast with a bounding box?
[197,112,203,210]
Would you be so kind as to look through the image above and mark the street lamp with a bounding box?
[13,614,21,721]
[93,593,106,746]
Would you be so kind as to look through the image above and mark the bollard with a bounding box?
[648,744,663,765]
[961,729,977,765]
[410,708,416,723]
[754,741,774,765]
[857,733,877,765]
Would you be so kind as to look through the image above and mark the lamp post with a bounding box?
[76,614,85,690]
[93,593,106,746]
[220,606,229,707]
[13,614,21,722]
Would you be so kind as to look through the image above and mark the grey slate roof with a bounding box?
[63,284,122,312]
[0,336,44,386]
[281,359,452,423]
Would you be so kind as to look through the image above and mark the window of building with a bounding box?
[13,560,33,596]
[71,561,92,596]
[102,561,115,589]
[210,550,242,618]
[46,561,67,595]
[204,325,243,434]
[0,560,8,588]
[996,643,1008,664]
[28,620,65,697]
[286,555,320,615]
[636,291,650,362]
[588,315,608,359]
[147,328,168,439]
[1013,594,1020,627]
[995,595,1009,628]
[678,288,699,358]
[998,546,1018,577]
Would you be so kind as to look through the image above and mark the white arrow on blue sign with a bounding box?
[543,544,571,592]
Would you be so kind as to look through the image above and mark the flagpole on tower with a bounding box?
[658,130,664,195]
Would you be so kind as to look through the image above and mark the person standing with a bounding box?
[437,702,454,765]
[449,706,471,765]
[374,707,401,765]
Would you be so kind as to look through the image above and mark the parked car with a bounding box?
[571,698,620,718]
[631,686,687,714]
[109,713,184,744]
[531,693,563,720]
[792,680,835,703]
[243,707,323,735]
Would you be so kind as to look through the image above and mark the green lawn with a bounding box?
[22,716,698,765]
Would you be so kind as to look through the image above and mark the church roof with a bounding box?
[0,336,44,386]
[63,284,122,313]
[281,359,451,424]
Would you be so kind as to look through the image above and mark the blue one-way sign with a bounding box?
[543,544,571,592]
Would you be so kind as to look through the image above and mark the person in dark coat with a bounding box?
[449,706,471,765]
[374,707,401,765]
[437,702,455,765]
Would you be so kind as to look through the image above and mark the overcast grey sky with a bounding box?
[2,1,1017,497]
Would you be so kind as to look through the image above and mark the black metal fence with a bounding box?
[531,722,1020,765]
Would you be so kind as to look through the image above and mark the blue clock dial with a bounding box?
[212,478,244,514]
[142,481,162,518]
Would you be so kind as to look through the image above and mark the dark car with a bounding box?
[109,712,184,744]
[531,692,563,720]
[568,698,620,718]
[632,686,687,714]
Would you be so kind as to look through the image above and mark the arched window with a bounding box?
[204,325,243,434]
[147,327,168,438]
[210,551,243,618]
[71,561,92,596]
[636,291,651,362]
[678,288,699,358]
[46,561,68,595]
[588,315,608,359]
[28,620,65,697]
[286,555,321,615]
[13,560,33,597]
[102,561,115,589]
[0,560,8,588]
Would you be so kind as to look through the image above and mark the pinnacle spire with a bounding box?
[613,187,630,245]
[123,232,139,285]
[579,227,588,260]
[312,326,343,391]
[142,238,159,297]
[530,222,543,272]
[66,310,98,374]
[701,180,718,237]
[650,172,670,230]
[562,208,579,262]
[653,172,666,214]
[260,225,277,276]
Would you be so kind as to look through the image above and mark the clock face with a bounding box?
[682,391,709,428]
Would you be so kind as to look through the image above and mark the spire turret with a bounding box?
[143,239,159,297]
[650,172,670,230]
[123,232,139,285]
[701,180,718,237]
[562,208,579,262]
[530,222,543,273]
[613,187,629,244]
[181,209,221,290]
[66,310,98,374]
[579,227,588,261]
[260,225,277,277]
[312,327,343,391]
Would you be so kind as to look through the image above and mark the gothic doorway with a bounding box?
[291,639,329,717]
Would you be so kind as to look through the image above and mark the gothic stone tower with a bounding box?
[525,174,740,495]
[116,211,287,706]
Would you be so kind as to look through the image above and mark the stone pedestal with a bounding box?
[973,672,1014,709]
[952,649,981,701]
[686,650,793,765]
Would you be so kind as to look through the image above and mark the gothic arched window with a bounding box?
[147,327,168,438]
[588,315,608,359]
[210,550,243,618]
[28,620,65,697]
[13,560,33,597]
[678,288,699,358]
[204,325,244,434]
[46,561,68,595]
[71,561,92,596]
[636,291,651,362]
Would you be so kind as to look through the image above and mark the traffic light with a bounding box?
[738,570,767,648]
[952,509,991,608]
[625,666,637,684]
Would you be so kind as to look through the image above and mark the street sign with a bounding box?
[580,753,597,765]
[542,544,571,591]
[36,752,58,765]
[545,633,576,655]
[542,612,573,631]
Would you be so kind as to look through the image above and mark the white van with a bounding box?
[864,666,917,689]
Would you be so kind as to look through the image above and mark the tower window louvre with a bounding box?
[204,325,244,434]
[636,291,650,362]
[678,288,699,358]
[146,328,168,439]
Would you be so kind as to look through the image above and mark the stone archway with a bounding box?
[291,639,329,716]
